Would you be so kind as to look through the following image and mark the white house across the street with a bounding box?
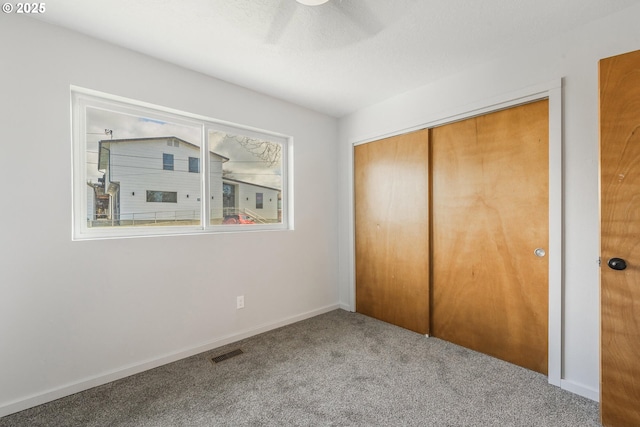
[222,177,281,223]
[88,136,281,225]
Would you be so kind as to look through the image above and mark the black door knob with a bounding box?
[607,258,627,271]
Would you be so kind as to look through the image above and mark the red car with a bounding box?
[222,214,255,224]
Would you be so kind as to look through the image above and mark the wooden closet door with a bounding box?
[354,129,430,334]
[599,49,640,427]
[430,100,549,374]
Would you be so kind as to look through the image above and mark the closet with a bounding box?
[355,100,549,374]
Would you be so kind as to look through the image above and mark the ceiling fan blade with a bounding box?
[331,0,384,36]
[266,0,298,44]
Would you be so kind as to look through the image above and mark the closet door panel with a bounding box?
[354,129,430,334]
[430,100,549,374]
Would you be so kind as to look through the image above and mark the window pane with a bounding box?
[146,190,178,203]
[85,107,201,227]
[188,157,200,173]
[163,153,174,170]
[208,130,283,225]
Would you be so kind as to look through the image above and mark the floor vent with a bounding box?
[211,349,243,364]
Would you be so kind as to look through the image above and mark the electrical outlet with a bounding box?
[236,295,245,309]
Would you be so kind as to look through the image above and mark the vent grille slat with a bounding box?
[211,349,243,364]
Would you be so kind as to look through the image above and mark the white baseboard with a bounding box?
[0,303,341,418]
[561,379,599,402]
[337,302,352,311]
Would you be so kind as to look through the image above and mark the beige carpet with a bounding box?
[0,310,600,426]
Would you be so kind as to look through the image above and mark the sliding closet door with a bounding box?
[430,100,549,374]
[354,129,430,334]
[599,49,640,427]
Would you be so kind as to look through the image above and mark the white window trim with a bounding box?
[71,86,292,240]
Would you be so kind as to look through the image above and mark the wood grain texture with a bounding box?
[599,49,640,427]
[354,129,430,334]
[430,100,549,374]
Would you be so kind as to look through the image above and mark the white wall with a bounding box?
[338,3,640,401]
[0,17,339,416]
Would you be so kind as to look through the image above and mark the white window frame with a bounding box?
[71,86,292,240]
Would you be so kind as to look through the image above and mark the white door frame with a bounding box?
[348,79,563,387]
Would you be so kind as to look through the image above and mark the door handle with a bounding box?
[534,248,546,257]
[607,258,627,271]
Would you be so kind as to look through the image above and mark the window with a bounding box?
[188,157,199,173]
[147,191,177,203]
[163,153,174,170]
[72,87,290,240]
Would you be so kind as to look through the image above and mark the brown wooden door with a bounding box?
[599,49,640,427]
[354,129,430,334]
[430,100,549,374]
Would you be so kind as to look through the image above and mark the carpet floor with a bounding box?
[0,309,601,426]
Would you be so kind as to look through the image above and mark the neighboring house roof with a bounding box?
[98,136,229,171]
[223,177,281,192]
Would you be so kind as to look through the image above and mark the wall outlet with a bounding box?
[236,295,245,309]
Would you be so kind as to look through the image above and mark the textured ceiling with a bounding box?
[33,0,640,117]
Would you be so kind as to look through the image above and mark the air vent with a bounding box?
[211,349,243,364]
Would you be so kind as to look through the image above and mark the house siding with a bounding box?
[209,157,224,221]
[100,138,225,223]
[235,183,279,221]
